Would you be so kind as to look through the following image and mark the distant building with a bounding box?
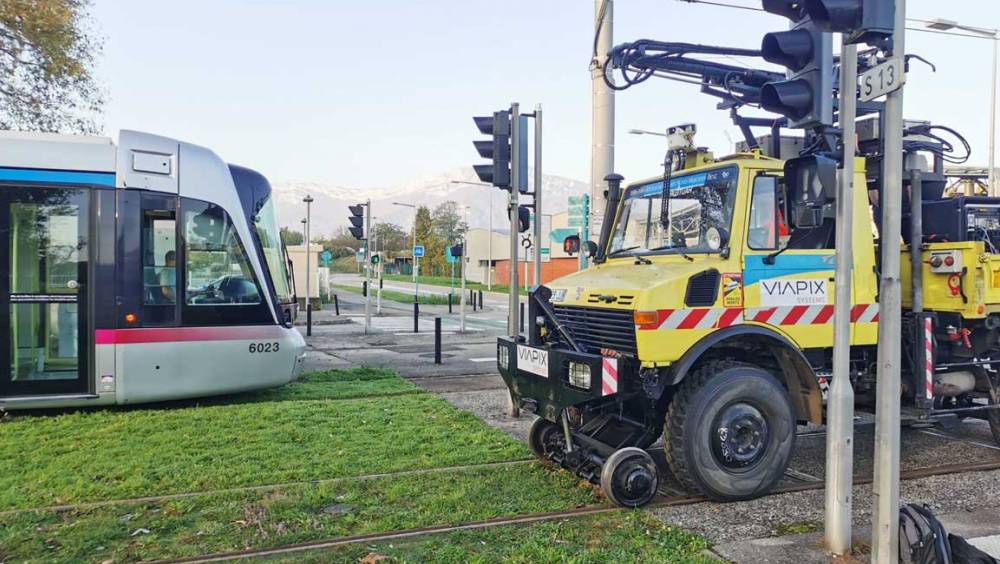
[286,243,325,303]
[469,210,586,287]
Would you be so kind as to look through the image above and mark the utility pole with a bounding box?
[508,102,521,337]
[303,195,314,337]
[826,42,858,556]
[590,0,614,246]
[374,220,382,315]
[364,199,372,334]
[533,104,543,288]
[872,2,906,561]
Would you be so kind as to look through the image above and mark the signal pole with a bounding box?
[590,0,614,245]
[533,104,543,288]
[508,102,521,338]
[872,1,906,561]
[364,199,372,334]
[826,41,858,556]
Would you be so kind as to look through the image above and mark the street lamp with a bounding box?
[302,193,314,335]
[393,202,418,295]
[627,128,668,137]
[926,18,999,195]
[452,180,494,290]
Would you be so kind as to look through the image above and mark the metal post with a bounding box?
[534,104,543,288]
[872,3,906,562]
[434,317,442,364]
[374,222,382,315]
[448,292,453,314]
[364,199,371,335]
[478,290,483,310]
[333,294,340,316]
[488,190,493,291]
[911,169,923,314]
[304,196,313,337]
[413,301,419,333]
[509,102,521,337]
[990,37,997,196]
[825,42,858,556]
[460,246,467,334]
[578,226,585,270]
[590,0,614,245]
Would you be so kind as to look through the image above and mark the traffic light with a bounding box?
[348,204,365,240]
[371,253,381,265]
[473,111,511,189]
[805,0,894,47]
[450,244,464,258]
[518,206,530,233]
[760,1,833,129]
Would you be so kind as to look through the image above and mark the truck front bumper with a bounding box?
[496,336,630,422]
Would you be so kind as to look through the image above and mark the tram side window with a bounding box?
[183,202,261,306]
[142,211,177,305]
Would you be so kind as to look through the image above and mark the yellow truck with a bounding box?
[497,147,1000,507]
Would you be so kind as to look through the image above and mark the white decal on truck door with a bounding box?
[760,278,829,306]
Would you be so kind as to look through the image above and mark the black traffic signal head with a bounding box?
[805,0,894,47]
[450,244,464,258]
[517,206,530,233]
[563,235,580,255]
[759,13,832,129]
[784,153,837,228]
[348,204,365,240]
[472,111,511,189]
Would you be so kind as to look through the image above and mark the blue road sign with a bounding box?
[320,250,333,265]
[413,245,425,258]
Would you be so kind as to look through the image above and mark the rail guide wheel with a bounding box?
[599,447,659,508]
[527,417,562,462]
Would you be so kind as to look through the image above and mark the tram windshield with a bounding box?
[254,196,294,304]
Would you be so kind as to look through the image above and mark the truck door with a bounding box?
[742,174,836,349]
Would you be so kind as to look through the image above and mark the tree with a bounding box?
[316,227,361,259]
[1,0,105,133]
[432,201,467,246]
[280,227,303,246]
[372,222,406,255]
[413,205,445,276]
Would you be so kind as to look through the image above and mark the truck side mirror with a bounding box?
[784,154,836,229]
[583,240,598,258]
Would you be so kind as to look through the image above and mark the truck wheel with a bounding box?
[600,447,659,507]
[665,360,795,501]
[527,417,562,461]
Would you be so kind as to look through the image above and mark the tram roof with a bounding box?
[0,130,117,173]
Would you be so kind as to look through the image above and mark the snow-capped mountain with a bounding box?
[272,167,590,235]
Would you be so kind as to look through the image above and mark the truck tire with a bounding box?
[664,360,796,501]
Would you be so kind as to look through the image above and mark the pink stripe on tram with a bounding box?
[95,325,283,345]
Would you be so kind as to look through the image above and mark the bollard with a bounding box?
[414,299,419,333]
[448,293,453,314]
[306,297,312,337]
[333,294,340,316]
[478,290,484,310]
[473,290,478,311]
[362,281,367,297]
[434,317,442,364]
[519,302,525,334]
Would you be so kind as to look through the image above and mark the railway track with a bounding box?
[154,457,1000,563]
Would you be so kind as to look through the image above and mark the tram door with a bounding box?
[0,187,89,396]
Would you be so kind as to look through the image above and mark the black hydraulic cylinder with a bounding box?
[434,317,442,365]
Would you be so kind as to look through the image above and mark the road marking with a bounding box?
[470,357,495,362]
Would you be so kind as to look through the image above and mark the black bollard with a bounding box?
[434,317,442,364]
[520,302,525,334]
[306,302,312,337]
[414,299,419,333]
[478,290,483,310]
[362,281,367,297]
[333,294,340,316]
[448,293,453,314]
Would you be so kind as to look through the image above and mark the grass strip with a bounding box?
[331,284,453,305]
[274,511,715,564]
[0,464,601,563]
[0,369,526,510]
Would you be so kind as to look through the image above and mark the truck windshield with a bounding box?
[609,166,739,256]
[253,196,294,304]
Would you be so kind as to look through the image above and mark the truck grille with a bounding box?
[552,305,637,356]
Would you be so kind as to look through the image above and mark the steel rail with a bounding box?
[153,458,1000,563]
[0,459,535,518]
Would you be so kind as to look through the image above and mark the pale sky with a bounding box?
[93,0,1000,189]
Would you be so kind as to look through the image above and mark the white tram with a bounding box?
[0,130,305,409]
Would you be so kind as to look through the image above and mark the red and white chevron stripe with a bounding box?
[924,317,934,400]
[638,304,880,331]
[601,357,619,396]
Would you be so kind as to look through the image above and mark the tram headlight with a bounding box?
[568,362,591,390]
[498,346,509,371]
